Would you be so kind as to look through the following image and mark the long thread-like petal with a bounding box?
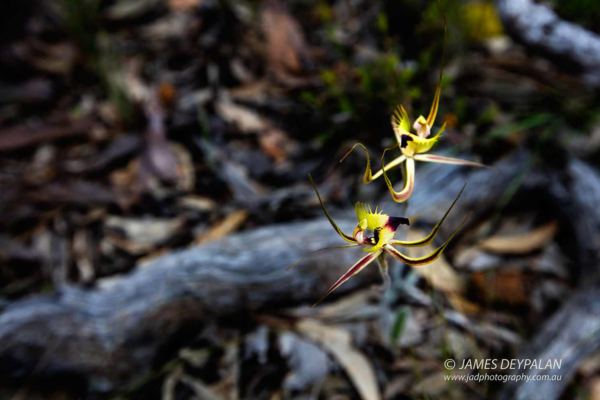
[390,182,467,247]
[340,143,406,184]
[426,0,447,128]
[372,155,406,181]
[287,244,359,271]
[311,250,382,307]
[340,143,374,184]
[413,154,489,168]
[382,151,415,203]
[309,174,356,243]
[383,211,473,266]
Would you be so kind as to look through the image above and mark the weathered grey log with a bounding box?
[2,151,598,398]
[496,0,600,86]
[0,219,379,394]
[0,153,528,396]
[564,159,600,282]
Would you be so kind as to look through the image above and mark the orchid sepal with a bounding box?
[340,143,406,184]
[382,149,415,203]
[426,85,442,129]
[310,250,382,307]
[413,153,490,168]
[308,174,356,243]
[390,182,466,247]
[383,210,472,266]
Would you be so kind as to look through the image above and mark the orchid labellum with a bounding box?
[340,0,488,203]
[289,175,472,307]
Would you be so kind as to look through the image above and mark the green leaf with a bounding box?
[391,307,410,343]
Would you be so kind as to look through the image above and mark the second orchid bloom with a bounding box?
[341,91,488,203]
[341,0,487,203]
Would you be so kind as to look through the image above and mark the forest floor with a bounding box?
[1,0,600,399]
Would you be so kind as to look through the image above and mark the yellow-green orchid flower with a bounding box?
[340,0,488,203]
[289,175,471,307]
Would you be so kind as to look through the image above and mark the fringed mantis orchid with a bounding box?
[340,0,488,203]
[288,175,472,307]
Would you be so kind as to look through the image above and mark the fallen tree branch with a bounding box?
[496,0,600,86]
[0,154,528,396]
[2,152,598,397]
[0,218,380,394]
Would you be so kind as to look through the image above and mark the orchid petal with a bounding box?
[309,174,356,243]
[311,250,382,307]
[287,244,359,271]
[340,143,374,184]
[413,154,489,168]
[426,85,441,128]
[382,150,415,203]
[371,155,406,181]
[430,122,446,141]
[390,182,467,247]
[383,211,472,266]
[340,143,406,183]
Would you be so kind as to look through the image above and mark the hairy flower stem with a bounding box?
[377,252,390,293]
